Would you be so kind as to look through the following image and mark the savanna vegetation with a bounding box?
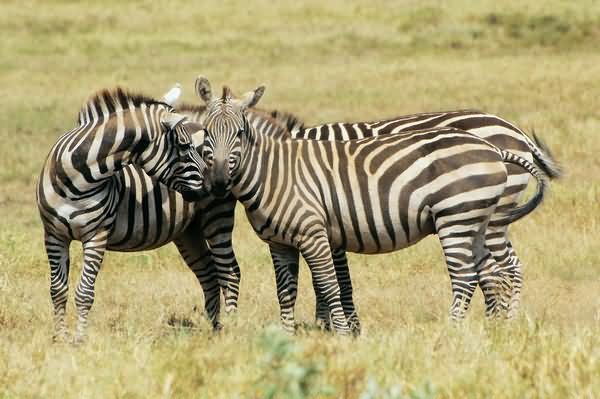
[0,1,598,398]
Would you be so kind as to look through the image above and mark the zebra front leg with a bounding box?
[44,233,71,342]
[269,244,300,333]
[208,237,241,314]
[73,232,108,343]
[332,249,361,335]
[312,249,361,335]
[300,234,350,335]
[277,245,331,332]
[202,198,241,313]
[175,232,222,331]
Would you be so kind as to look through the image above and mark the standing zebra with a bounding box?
[183,88,559,332]
[194,78,547,334]
[172,101,314,313]
[276,109,560,331]
[36,87,208,342]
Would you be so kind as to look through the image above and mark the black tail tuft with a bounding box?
[531,130,562,179]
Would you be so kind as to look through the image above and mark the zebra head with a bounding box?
[194,76,265,198]
[137,110,207,199]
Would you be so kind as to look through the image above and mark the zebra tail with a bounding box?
[497,150,549,226]
[528,130,562,179]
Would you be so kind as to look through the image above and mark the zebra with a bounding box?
[275,109,560,331]
[171,101,315,314]
[182,89,559,332]
[36,87,209,342]
[193,77,547,335]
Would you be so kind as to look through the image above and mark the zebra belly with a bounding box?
[319,139,505,254]
[326,206,436,254]
[107,167,197,251]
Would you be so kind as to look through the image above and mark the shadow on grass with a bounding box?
[166,313,202,333]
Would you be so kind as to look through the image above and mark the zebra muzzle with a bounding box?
[210,180,231,198]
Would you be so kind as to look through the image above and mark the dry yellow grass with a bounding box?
[0,1,599,398]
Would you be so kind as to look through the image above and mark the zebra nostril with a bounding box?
[211,179,231,198]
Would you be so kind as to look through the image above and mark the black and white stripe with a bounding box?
[283,110,560,330]
[36,87,207,342]
[182,100,559,332]
[194,78,547,334]
[170,102,309,315]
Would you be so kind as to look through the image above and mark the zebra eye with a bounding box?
[202,147,213,161]
[180,143,190,153]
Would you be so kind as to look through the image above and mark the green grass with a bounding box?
[0,1,599,398]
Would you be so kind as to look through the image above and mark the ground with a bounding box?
[0,1,599,398]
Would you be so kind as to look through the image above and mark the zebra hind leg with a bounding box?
[269,244,300,333]
[505,240,523,319]
[482,227,520,318]
[437,229,480,321]
[73,232,109,343]
[475,248,507,319]
[45,233,71,342]
[175,230,222,332]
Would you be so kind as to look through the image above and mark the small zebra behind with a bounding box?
[37,87,206,342]
[194,78,547,334]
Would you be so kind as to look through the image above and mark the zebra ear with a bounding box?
[195,76,213,103]
[160,112,187,131]
[238,85,266,109]
[161,83,182,106]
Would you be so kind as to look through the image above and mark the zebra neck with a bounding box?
[233,133,289,213]
[51,114,148,199]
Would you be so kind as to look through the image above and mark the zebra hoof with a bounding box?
[52,331,70,344]
[72,334,87,346]
[212,322,224,334]
[314,318,331,332]
[224,305,238,314]
[349,324,362,337]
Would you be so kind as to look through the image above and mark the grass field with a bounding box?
[1,1,599,398]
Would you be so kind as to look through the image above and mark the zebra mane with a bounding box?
[175,102,207,124]
[77,87,172,124]
[176,103,206,114]
[269,109,305,132]
[222,86,232,101]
